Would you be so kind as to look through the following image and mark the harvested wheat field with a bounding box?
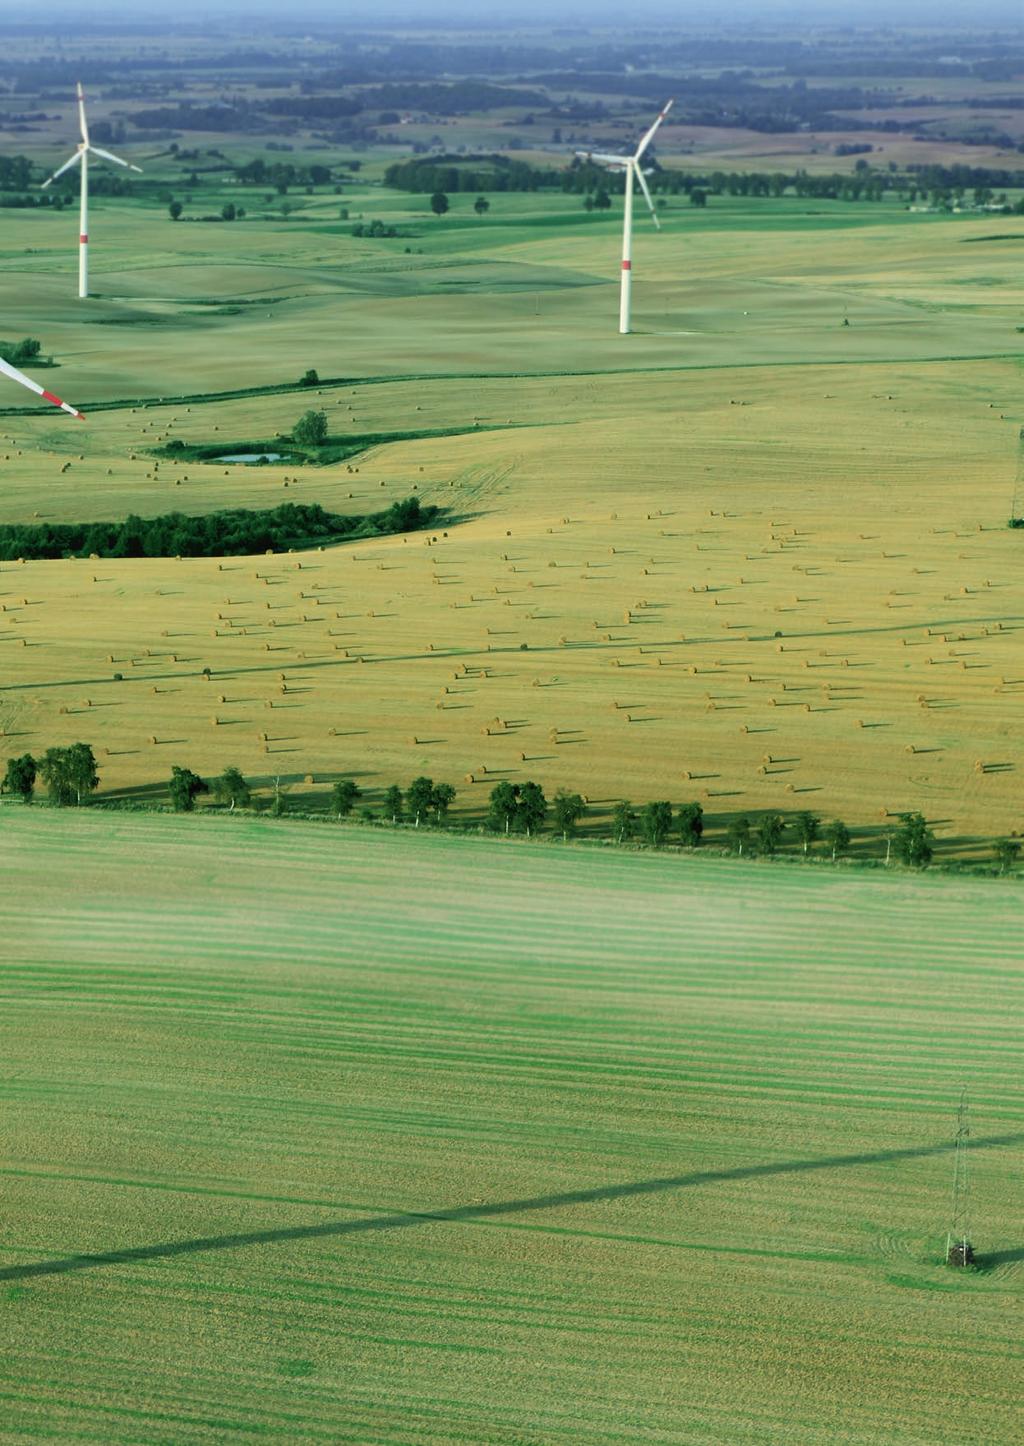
[2,807,1023,1442]
[3,355,1022,851]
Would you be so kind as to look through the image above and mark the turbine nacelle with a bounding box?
[575,98,673,232]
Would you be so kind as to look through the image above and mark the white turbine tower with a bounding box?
[577,98,673,335]
[41,82,142,300]
[0,355,83,418]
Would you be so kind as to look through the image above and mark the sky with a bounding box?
[4,0,1024,25]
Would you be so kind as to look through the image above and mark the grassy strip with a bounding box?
[10,795,1020,881]
[0,375,357,418]
[0,496,438,561]
[4,352,1021,420]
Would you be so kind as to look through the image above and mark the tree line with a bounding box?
[384,152,1024,206]
[384,154,564,194]
[5,747,1020,872]
[0,496,438,562]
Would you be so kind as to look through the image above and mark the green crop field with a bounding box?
[2,807,1023,1442]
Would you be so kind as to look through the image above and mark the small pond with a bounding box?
[215,452,291,464]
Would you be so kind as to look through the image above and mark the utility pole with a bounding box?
[946,1086,974,1267]
[1012,426,1024,526]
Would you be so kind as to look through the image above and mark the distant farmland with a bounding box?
[2,808,1023,1441]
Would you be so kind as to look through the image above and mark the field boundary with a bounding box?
[3,352,1022,418]
[3,795,1019,884]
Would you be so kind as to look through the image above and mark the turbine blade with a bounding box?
[575,150,631,169]
[634,98,674,160]
[77,81,89,145]
[633,162,660,228]
[40,151,82,189]
[0,356,84,418]
[88,145,142,173]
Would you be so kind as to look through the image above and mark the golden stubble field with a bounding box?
[2,353,1021,851]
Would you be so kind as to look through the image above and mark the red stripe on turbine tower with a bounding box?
[80,234,88,243]
[621,259,632,269]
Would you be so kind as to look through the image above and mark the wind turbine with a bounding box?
[41,82,142,301]
[0,355,84,418]
[577,98,673,335]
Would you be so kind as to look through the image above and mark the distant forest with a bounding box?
[2,23,1024,149]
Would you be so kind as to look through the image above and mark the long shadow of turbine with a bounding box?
[4,1132,1023,1284]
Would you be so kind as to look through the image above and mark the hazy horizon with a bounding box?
[2,0,1024,28]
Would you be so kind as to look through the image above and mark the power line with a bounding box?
[946,1085,974,1268]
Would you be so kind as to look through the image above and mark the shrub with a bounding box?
[639,801,673,847]
[517,781,547,836]
[794,811,820,855]
[677,801,704,847]
[39,743,98,806]
[3,753,36,802]
[612,800,636,843]
[213,766,251,810]
[553,789,586,839]
[407,776,435,827]
[757,813,786,857]
[826,818,851,861]
[168,765,208,812]
[0,338,41,365]
[292,409,328,447]
[488,780,519,834]
[332,779,362,816]
[432,781,456,823]
[895,811,934,868]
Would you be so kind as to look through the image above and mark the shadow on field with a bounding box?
[975,1244,1024,1269]
[3,1133,1023,1284]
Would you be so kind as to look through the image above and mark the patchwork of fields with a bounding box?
[2,808,1023,1441]
[3,30,1024,1444]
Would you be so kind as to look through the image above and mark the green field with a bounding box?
[3,808,1023,1442]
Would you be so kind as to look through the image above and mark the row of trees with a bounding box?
[385,154,563,194]
[0,496,436,562]
[384,151,1024,208]
[148,766,955,869]
[5,750,1020,873]
[169,201,244,222]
